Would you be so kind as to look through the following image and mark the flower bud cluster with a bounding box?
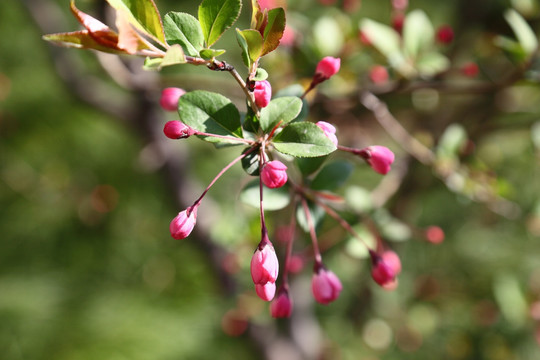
[251,236,280,301]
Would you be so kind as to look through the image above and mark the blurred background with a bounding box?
[1,0,540,359]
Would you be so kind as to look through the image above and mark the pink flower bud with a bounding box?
[253,80,272,108]
[163,120,195,139]
[312,267,342,305]
[370,250,399,288]
[255,282,276,301]
[382,250,402,275]
[316,121,338,146]
[270,288,293,318]
[362,146,395,175]
[251,242,279,285]
[160,87,186,111]
[261,160,288,188]
[436,25,454,44]
[392,13,404,34]
[315,56,341,80]
[425,226,445,244]
[392,0,408,10]
[169,206,197,240]
[369,65,389,85]
[461,62,479,77]
[287,255,305,274]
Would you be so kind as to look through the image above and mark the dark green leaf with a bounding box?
[178,91,243,144]
[163,12,204,57]
[240,180,290,211]
[198,0,242,46]
[241,148,260,176]
[235,29,263,67]
[273,122,337,158]
[260,97,303,133]
[296,201,325,232]
[199,48,226,59]
[261,8,286,55]
[296,156,328,176]
[105,0,166,45]
[243,106,260,134]
[311,161,353,191]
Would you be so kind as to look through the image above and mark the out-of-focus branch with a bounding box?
[360,90,436,165]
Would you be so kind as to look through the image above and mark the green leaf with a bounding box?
[260,97,303,133]
[105,0,166,45]
[296,201,325,232]
[403,10,434,59]
[177,91,243,144]
[437,123,467,158]
[261,8,286,55]
[296,156,328,177]
[359,18,410,76]
[275,84,309,123]
[253,68,268,81]
[273,122,337,158]
[504,9,538,57]
[199,48,226,59]
[143,56,163,70]
[43,31,125,53]
[311,161,353,191]
[236,29,263,67]
[159,44,186,68]
[242,106,260,134]
[163,12,204,57]
[240,180,290,211]
[416,52,450,78]
[241,148,260,176]
[494,35,527,61]
[198,0,242,46]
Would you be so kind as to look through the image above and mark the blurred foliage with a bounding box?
[1,0,540,359]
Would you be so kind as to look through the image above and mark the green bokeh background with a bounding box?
[1,0,540,359]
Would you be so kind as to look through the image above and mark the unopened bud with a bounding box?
[370,250,401,289]
[425,226,445,244]
[369,65,389,85]
[270,288,293,318]
[361,145,395,175]
[436,25,454,44]
[169,206,197,240]
[160,87,186,111]
[261,160,288,188]
[251,241,279,285]
[316,121,338,146]
[253,80,272,108]
[163,120,195,139]
[315,56,341,81]
[312,267,342,305]
[255,282,276,301]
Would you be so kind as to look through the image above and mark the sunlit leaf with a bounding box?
[260,97,302,133]
[178,91,243,144]
[42,31,123,53]
[504,9,538,57]
[261,8,285,55]
[199,48,226,59]
[403,10,434,59]
[163,12,204,57]
[273,122,337,158]
[416,52,450,78]
[105,0,166,45]
[198,0,242,46]
[236,29,263,67]
[159,44,186,68]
